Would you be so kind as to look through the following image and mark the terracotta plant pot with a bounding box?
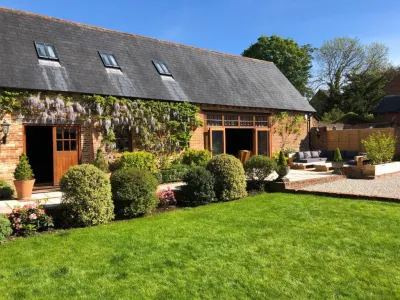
[14,179,35,200]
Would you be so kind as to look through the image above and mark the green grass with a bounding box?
[1,193,400,299]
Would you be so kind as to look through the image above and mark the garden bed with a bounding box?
[362,162,400,177]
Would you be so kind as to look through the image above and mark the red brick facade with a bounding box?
[385,74,400,95]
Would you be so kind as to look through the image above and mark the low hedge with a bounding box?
[115,151,158,173]
[158,164,190,183]
[0,180,14,200]
[0,214,12,243]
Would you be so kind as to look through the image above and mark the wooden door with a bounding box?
[253,129,271,157]
[53,126,79,185]
[209,128,225,156]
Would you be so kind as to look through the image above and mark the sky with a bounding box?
[2,0,400,66]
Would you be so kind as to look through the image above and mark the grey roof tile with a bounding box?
[0,8,315,112]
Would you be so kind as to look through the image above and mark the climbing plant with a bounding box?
[0,90,203,155]
[271,111,305,150]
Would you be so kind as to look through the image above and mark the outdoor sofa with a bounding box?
[293,150,362,166]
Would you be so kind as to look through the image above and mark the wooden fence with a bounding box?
[327,128,395,151]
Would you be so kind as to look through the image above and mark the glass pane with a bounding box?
[255,116,269,127]
[46,44,57,58]
[36,43,47,58]
[63,129,70,139]
[64,141,70,151]
[155,62,164,74]
[56,127,62,139]
[70,128,76,139]
[206,114,223,127]
[212,130,224,156]
[101,53,111,66]
[71,140,77,151]
[224,115,239,126]
[108,55,118,67]
[56,141,63,151]
[240,116,253,126]
[161,63,170,75]
[257,131,269,156]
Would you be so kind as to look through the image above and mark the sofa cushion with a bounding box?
[344,150,358,159]
[319,150,334,160]
[296,152,305,160]
[296,157,327,163]
[311,151,321,158]
[303,151,312,158]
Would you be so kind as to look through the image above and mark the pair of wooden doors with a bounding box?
[207,128,270,157]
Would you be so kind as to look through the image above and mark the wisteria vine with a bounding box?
[0,90,203,154]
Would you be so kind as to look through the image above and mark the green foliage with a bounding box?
[110,168,158,217]
[320,107,345,123]
[159,164,190,183]
[277,151,288,166]
[272,112,305,150]
[0,214,12,243]
[115,151,158,173]
[93,149,109,173]
[244,156,277,189]
[206,155,247,202]
[101,129,116,149]
[13,154,34,181]
[361,132,396,165]
[59,164,114,227]
[315,37,391,114]
[334,112,375,124]
[0,90,25,119]
[181,167,216,206]
[242,35,314,96]
[333,148,343,162]
[179,149,211,167]
[0,180,14,200]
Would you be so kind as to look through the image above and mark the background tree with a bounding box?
[314,37,390,114]
[242,35,314,97]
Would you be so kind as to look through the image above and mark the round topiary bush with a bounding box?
[59,164,114,227]
[206,154,247,201]
[179,149,211,167]
[110,168,158,217]
[0,180,14,200]
[244,155,277,190]
[0,214,12,243]
[114,151,157,173]
[181,167,216,206]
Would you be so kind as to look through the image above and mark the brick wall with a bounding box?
[0,114,24,183]
[386,74,400,95]
[189,112,205,150]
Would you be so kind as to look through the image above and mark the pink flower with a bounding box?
[15,224,21,230]
[28,213,37,220]
[38,209,45,215]
[14,217,21,223]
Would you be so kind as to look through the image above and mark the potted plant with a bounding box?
[93,148,111,178]
[276,150,290,181]
[332,148,343,174]
[13,153,35,200]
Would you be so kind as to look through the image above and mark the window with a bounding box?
[99,52,119,68]
[152,61,172,76]
[206,114,270,127]
[34,42,58,60]
[115,128,132,152]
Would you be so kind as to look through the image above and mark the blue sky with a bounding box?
[2,0,400,65]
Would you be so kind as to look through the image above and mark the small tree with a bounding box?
[93,149,109,173]
[14,154,34,181]
[361,132,396,165]
[277,151,288,167]
[333,148,343,162]
[272,112,305,150]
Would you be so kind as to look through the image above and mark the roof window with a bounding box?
[152,61,172,76]
[34,42,58,60]
[99,52,119,68]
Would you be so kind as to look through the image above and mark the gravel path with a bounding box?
[303,173,400,199]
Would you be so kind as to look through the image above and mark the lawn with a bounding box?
[1,193,400,299]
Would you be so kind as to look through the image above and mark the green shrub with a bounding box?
[14,153,34,181]
[115,151,157,173]
[361,132,397,165]
[110,168,158,217]
[244,156,277,190]
[0,214,12,243]
[181,167,216,206]
[333,148,343,162]
[206,154,247,201]
[0,180,14,200]
[160,164,190,183]
[277,151,287,167]
[93,148,109,173]
[179,149,211,167]
[59,164,114,227]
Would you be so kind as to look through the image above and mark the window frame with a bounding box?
[99,52,120,68]
[152,60,172,76]
[34,42,59,61]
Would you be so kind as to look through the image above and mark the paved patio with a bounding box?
[302,173,400,200]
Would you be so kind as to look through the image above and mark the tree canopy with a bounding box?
[242,35,314,97]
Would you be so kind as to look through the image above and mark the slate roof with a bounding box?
[375,95,400,113]
[0,7,315,112]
